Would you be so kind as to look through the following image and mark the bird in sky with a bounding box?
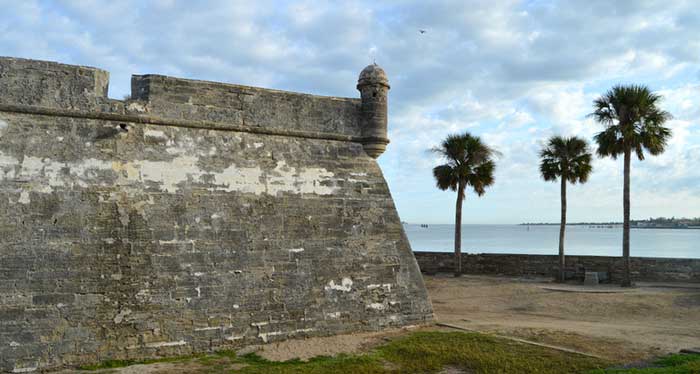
[419,29,427,34]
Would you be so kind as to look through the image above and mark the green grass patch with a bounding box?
[79,331,611,373]
[371,331,607,374]
[587,354,700,374]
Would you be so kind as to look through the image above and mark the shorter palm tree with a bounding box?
[432,132,497,277]
[540,136,593,282]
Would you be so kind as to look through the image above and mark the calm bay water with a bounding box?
[404,224,700,259]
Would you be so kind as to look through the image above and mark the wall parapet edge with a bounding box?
[0,57,367,140]
[0,56,109,110]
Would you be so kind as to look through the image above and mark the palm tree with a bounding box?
[539,136,593,283]
[432,132,497,277]
[589,85,672,287]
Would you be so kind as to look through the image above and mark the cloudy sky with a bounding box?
[2,0,699,224]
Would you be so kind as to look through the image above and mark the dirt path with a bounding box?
[425,274,700,362]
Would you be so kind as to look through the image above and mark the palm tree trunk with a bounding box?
[558,177,567,283]
[622,147,632,287]
[454,183,464,277]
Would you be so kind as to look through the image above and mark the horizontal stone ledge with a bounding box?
[0,102,388,146]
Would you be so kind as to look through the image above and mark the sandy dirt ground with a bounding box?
[55,328,421,374]
[249,327,413,361]
[425,274,700,362]
[56,274,700,372]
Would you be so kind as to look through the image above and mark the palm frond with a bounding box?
[430,131,497,196]
[590,84,672,160]
[539,135,593,184]
[593,127,624,159]
[469,160,495,196]
[433,164,458,191]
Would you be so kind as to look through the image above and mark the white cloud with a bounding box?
[1,0,699,223]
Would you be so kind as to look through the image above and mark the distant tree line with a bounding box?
[633,217,700,228]
[521,217,700,228]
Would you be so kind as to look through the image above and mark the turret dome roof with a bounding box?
[358,63,389,88]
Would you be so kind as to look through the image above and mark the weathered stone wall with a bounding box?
[414,251,700,283]
[0,57,432,373]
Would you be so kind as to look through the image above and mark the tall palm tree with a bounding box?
[539,136,593,283]
[432,132,497,277]
[589,85,672,287]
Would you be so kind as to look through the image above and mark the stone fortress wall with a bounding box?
[0,57,433,372]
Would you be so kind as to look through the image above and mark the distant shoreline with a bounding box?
[403,222,700,230]
[519,223,700,230]
[518,222,620,227]
[520,222,621,226]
